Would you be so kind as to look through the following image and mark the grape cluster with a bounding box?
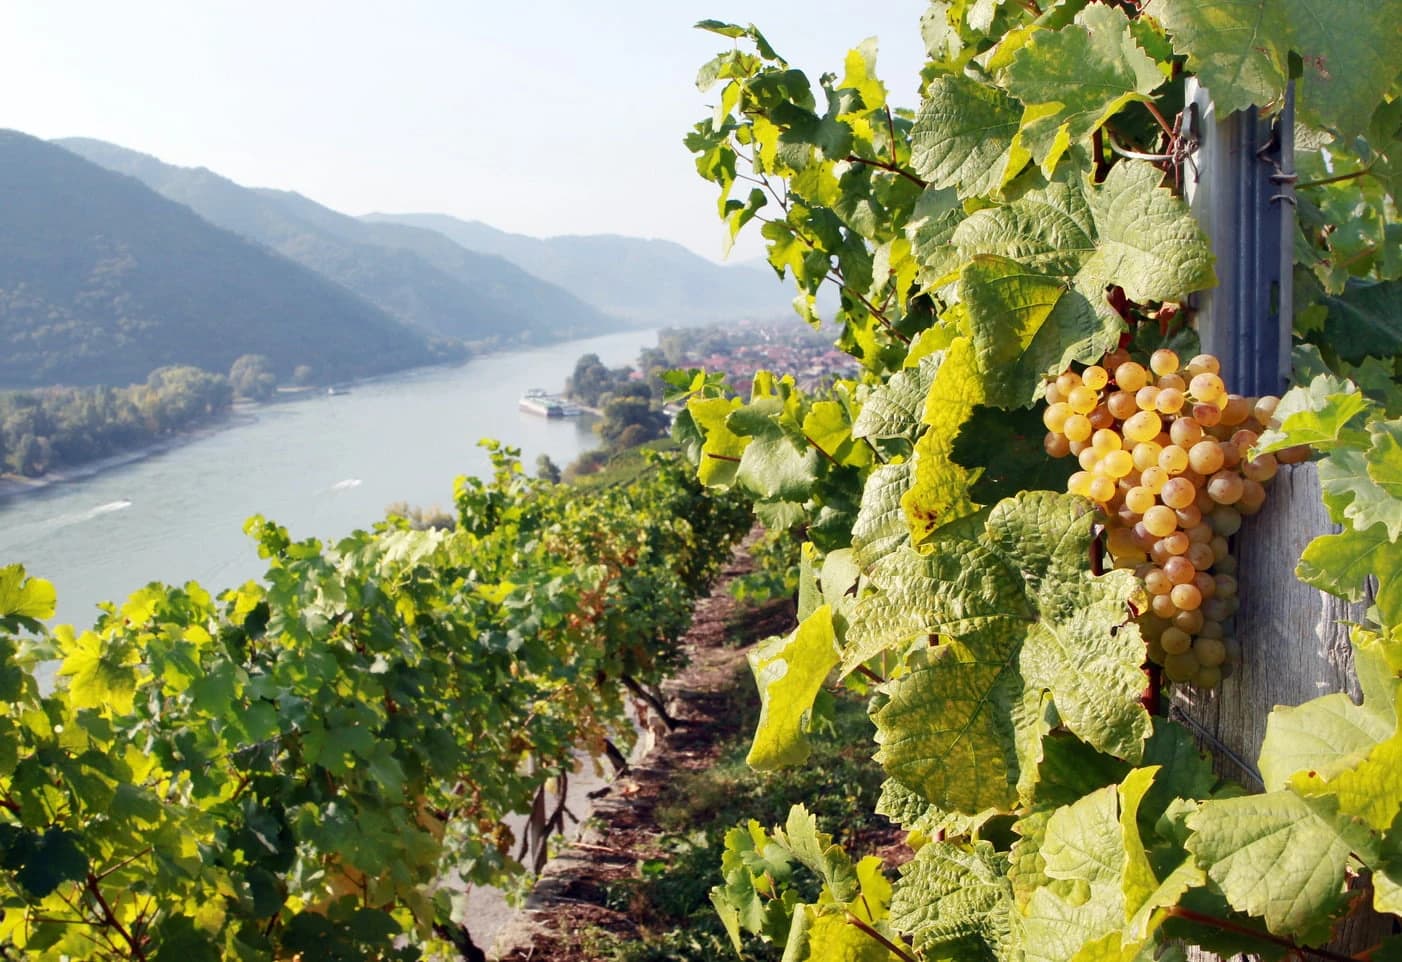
[1041,349,1306,688]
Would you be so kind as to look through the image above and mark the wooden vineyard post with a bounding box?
[1177,83,1394,956]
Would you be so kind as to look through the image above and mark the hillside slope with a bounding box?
[58,137,624,344]
[0,130,441,388]
[362,212,797,326]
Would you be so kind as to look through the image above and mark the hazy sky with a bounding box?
[1,2,926,262]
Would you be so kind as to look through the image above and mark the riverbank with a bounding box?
[0,410,257,502]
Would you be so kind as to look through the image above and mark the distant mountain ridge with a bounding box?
[0,130,441,389]
[361,213,798,326]
[58,138,625,345]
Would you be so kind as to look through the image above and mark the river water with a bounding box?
[0,328,657,628]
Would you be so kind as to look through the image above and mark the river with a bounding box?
[0,328,657,628]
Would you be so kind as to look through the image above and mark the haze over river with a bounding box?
[0,329,658,628]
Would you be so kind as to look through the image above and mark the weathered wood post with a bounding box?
[1177,81,1393,956]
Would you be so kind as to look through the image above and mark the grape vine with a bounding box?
[684,4,1401,960]
[0,446,752,960]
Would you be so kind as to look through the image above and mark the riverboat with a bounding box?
[519,389,577,418]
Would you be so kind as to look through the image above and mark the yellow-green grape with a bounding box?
[1044,432,1072,458]
[1107,390,1138,420]
[1082,365,1109,390]
[1242,453,1278,482]
[1157,373,1187,393]
[1078,446,1100,471]
[1160,477,1196,509]
[1207,471,1244,505]
[1163,651,1199,683]
[1123,410,1162,443]
[1099,449,1134,479]
[1187,440,1225,475]
[1214,573,1238,598]
[1160,531,1190,556]
[1158,445,1189,475]
[1151,593,1179,618]
[1088,475,1116,503]
[1169,418,1203,448]
[1185,542,1216,571]
[1056,370,1082,394]
[1068,385,1099,414]
[1131,441,1163,472]
[1195,665,1223,688]
[1163,555,1195,584]
[1230,428,1258,451]
[1044,382,1066,405]
[1091,428,1122,454]
[1170,582,1203,611]
[1161,627,1193,655]
[1135,385,1160,411]
[1150,349,1180,377]
[1156,387,1186,415]
[1064,414,1093,443]
[1068,471,1093,497]
[1144,567,1172,595]
[1125,485,1156,515]
[1238,478,1266,514]
[1173,608,1204,634]
[1114,361,1149,392]
[1143,505,1178,538]
[1043,402,1073,432]
[1175,503,1203,528]
[1185,353,1221,377]
[1198,619,1224,639]
[1140,465,1169,494]
[1253,395,1280,425]
[1220,395,1252,425]
[1193,401,1223,427]
[1188,372,1226,404]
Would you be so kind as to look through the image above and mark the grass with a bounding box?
[595,669,890,962]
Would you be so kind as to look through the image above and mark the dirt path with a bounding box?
[490,540,796,960]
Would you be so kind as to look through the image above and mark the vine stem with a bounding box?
[1166,906,1362,962]
[1296,161,1376,190]
[85,873,148,961]
[844,912,917,962]
[844,154,927,189]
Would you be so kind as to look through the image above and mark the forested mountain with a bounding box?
[361,212,798,326]
[58,138,625,343]
[0,130,443,388]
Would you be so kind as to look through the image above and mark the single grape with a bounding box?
[1161,627,1192,654]
[1214,574,1238,598]
[1135,385,1160,411]
[1100,450,1134,479]
[1230,428,1258,450]
[1131,441,1164,472]
[1088,405,1115,430]
[1220,394,1252,425]
[1195,665,1223,688]
[1198,620,1224,640]
[1242,453,1278,482]
[1219,440,1242,469]
[1186,353,1221,377]
[1170,582,1203,611]
[1202,596,1235,623]
[1186,542,1216,571]
[1068,385,1098,414]
[1253,395,1280,425]
[1114,361,1148,392]
[1207,471,1244,505]
[1277,444,1311,464]
[1103,349,1131,372]
[1192,571,1216,599]
[1144,567,1172,595]
[1170,418,1203,448]
[1078,446,1099,470]
[1056,371,1082,396]
[1125,486,1156,515]
[1091,428,1121,453]
[1150,593,1179,618]
[1064,414,1092,442]
[1107,390,1138,420]
[1188,372,1226,404]
[1173,608,1204,634]
[1082,365,1109,390]
[1156,387,1186,414]
[1140,466,1169,494]
[1187,440,1224,474]
[1238,478,1266,514]
[1088,475,1116,503]
[1150,349,1180,377]
[1193,402,1223,427]
[1158,445,1189,475]
[1045,432,1071,458]
[1124,410,1162,443]
[1143,505,1178,537]
[1160,477,1195,509]
[1163,652,1199,683]
[1068,471,1092,497]
[1163,555,1195,585]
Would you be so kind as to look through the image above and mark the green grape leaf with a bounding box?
[953,405,1077,508]
[960,256,1069,408]
[1186,791,1377,943]
[952,175,1096,279]
[889,840,1014,960]
[902,339,985,544]
[1289,722,1402,833]
[1147,0,1289,115]
[1318,447,1402,543]
[736,430,820,502]
[0,826,90,898]
[851,461,914,569]
[0,565,56,623]
[1297,523,1402,626]
[1312,280,1402,365]
[1283,0,1402,137]
[909,75,1024,197]
[862,492,1151,813]
[746,606,839,769]
[1260,626,1399,788]
[773,803,860,903]
[1003,4,1164,174]
[57,628,139,715]
[1255,373,1372,453]
[852,354,941,443]
[688,395,748,486]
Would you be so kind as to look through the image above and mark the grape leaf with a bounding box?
[1255,374,1373,453]
[1283,0,1402,137]
[1318,447,1402,543]
[902,339,985,544]
[910,75,1024,197]
[1186,791,1377,943]
[851,461,914,569]
[57,628,139,715]
[1146,0,1290,115]
[0,565,56,623]
[960,256,1073,408]
[1003,4,1164,174]
[1289,721,1402,833]
[1260,625,1400,788]
[952,175,1096,279]
[889,840,1014,960]
[1312,279,1402,364]
[952,405,1077,507]
[862,492,1151,813]
[1297,523,1402,626]
[852,354,941,443]
[688,396,747,487]
[746,606,839,769]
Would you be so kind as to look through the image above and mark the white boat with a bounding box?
[520,390,567,417]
